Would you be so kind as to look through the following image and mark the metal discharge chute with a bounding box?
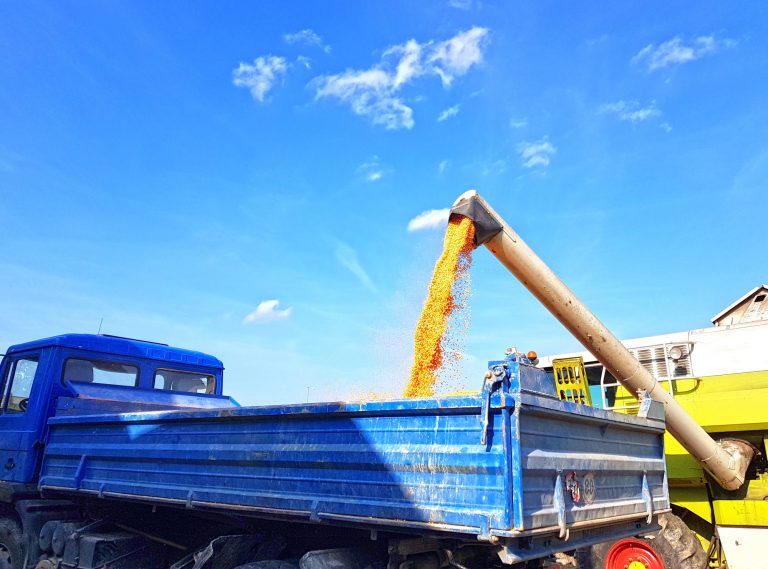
[450,189,754,491]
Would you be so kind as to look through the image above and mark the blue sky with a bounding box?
[1,2,766,405]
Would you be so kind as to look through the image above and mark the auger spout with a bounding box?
[450,189,754,491]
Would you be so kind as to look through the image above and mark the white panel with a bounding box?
[717,526,768,569]
[540,322,768,379]
[689,322,768,376]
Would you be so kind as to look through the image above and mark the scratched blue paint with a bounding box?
[39,356,669,547]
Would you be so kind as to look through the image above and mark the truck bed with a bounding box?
[39,366,669,556]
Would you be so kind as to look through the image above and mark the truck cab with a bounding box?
[0,334,230,485]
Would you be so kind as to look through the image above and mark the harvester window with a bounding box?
[2,357,39,414]
[583,363,618,408]
[154,369,215,394]
[63,358,138,387]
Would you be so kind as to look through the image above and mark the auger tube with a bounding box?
[450,189,754,491]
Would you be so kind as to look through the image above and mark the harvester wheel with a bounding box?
[0,517,23,569]
[576,513,707,569]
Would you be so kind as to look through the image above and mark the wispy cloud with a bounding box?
[633,35,736,72]
[335,241,377,292]
[481,159,506,176]
[448,0,473,9]
[243,299,292,324]
[437,104,460,122]
[407,208,450,231]
[314,68,414,129]
[517,138,556,169]
[358,156,386,182]
[599,100,661,123]
[232,56,288,102]
[510,118,528,129]
[284,29,331,54]
[438,159,449,174]
[585,34,609,47]
[428,27,489,87]
[296,55,312,69]
[313,27,489,129]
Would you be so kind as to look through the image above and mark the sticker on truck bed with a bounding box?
[565,472,580,502]
[582,473,596,505]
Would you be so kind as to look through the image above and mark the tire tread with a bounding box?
[576,513,708,568]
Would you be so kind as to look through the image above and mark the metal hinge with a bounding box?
[480,365,507,444]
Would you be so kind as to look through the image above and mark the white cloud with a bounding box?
[660,122,673,133]
[429,27,489,87]
[407,208,451,231]
[232,56,288,102]
[585,34,609,47]
[510,118,527,129]
[313,27,489,129]
[448,0,473,8]
[243,299,292,324]
[599,100,661,123]
[438,159,449,174]
[481,159,507,176]
[517,138,556,169]
[633,35,736,71]
[358,156,385,182]
[387,40,424,89]
[335,241,377,292]
[437,104,460,122]
[314,68,414,129]
[296,56,312,69]
[284,29,331,54]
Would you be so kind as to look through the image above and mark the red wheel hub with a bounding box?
[605,538,664,569]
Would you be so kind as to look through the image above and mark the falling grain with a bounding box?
[404,215,476,398]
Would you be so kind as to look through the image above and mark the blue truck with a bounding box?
[0,333,669,569]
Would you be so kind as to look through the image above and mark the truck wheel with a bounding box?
[0,518,24,569]
[576,513,707,569]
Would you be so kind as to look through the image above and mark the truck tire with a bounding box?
[233,561,298,569]
[0,517,24,569]
[576,513,707,569]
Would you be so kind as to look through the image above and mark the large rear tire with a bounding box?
[0,518,24,569]
[576,513,707,569]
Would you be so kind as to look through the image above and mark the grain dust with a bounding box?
[403,215,475,398]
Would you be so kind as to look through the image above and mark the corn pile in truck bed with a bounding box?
[404,215,475,398]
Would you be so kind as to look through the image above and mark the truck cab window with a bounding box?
[154,369,215,394]
[2,357,39,414]
[63,358,138,387]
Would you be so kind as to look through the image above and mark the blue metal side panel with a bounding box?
[40,397,509,536]
[39,383,667,540]
[516,393,669,531]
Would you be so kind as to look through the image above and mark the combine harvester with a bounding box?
[0,190,755,569]
[539,289,768,568]
[449,190,763,569]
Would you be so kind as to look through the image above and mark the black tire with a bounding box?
[0,517,24,569]
[233,561,299,569]
[576,513,707,569]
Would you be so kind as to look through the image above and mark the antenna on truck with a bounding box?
[97,317,104,335]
